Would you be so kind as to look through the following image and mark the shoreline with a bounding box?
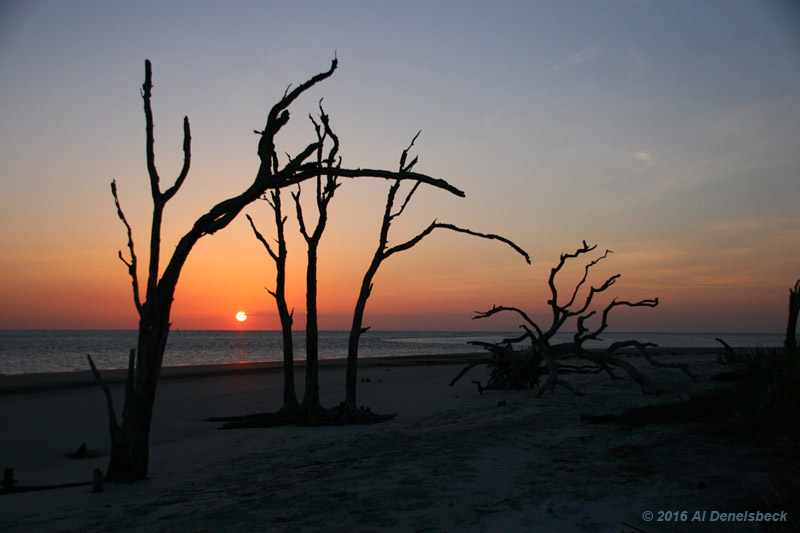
[0,347,732,394]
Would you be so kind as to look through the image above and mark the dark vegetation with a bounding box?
[583,279,800,532]
[451,241,694,396]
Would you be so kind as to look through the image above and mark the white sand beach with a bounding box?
[0,351,775,532]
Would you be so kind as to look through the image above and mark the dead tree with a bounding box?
[92,58,465,482]
[451,241,694,396]
[341,133,531,421]
[246,195,299,415]
[785,279,800,357]
[292,103,341,422]
[207,196,301,428]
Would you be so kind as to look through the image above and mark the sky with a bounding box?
[1,1,798,333]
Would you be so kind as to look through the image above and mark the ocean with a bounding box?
[0,330,784,376]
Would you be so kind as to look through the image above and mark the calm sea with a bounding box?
[0,330,783,375]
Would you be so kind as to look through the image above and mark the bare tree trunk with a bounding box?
[345,261,379,410]
[302,239,322,414]
[105,303,171,482]
[785,280,800,357]
[273,220,298,411]
[295,105,340,421]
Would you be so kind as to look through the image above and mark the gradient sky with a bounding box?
[1,1,798,333]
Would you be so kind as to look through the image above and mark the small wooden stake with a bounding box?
[91,468,104,493]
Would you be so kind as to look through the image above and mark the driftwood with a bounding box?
[714,337,741,365]
[451,242,695,396]
[1,467,98,495]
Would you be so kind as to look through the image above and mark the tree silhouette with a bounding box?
[246,197,299,416]
[213,134,529,428]
[451,241,694,396]
[89,57,464,482]
[291,103,340,421]
[341,133,531,420]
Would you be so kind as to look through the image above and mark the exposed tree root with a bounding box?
[209,403,395,429]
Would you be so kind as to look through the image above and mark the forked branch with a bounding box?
[576,297,659,344]
[141,59,192,204]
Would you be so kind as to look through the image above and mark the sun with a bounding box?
[235,311,248,322]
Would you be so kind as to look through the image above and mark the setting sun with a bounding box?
[235,311,247,322]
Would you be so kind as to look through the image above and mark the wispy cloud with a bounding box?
[631,151,653,163]
[567,46,604,64]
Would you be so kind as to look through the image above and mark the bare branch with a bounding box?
[87,354,120,434]
[577,297,658,344]
[392,181,421,220]
[258,58,338,164]
[399,131,421,172]
[317,100,340,166]
[715,337,740,364]
[564,249,612,310]
[385,221,530,263]
[388,133,424,220]
[292,186,309,241]
[246,214,278,262]
[139,59,192,204]
[546,241,597,332]
[449,358,498,387]
[141,59,160,198]
[432,223,531,264]
[473,305,544,337]
[580,349,659,394]
[162,116,192,202]
[608,340,696,380]
[567,273,621,319]
[283,166,465,197]
[110,180,142,315]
